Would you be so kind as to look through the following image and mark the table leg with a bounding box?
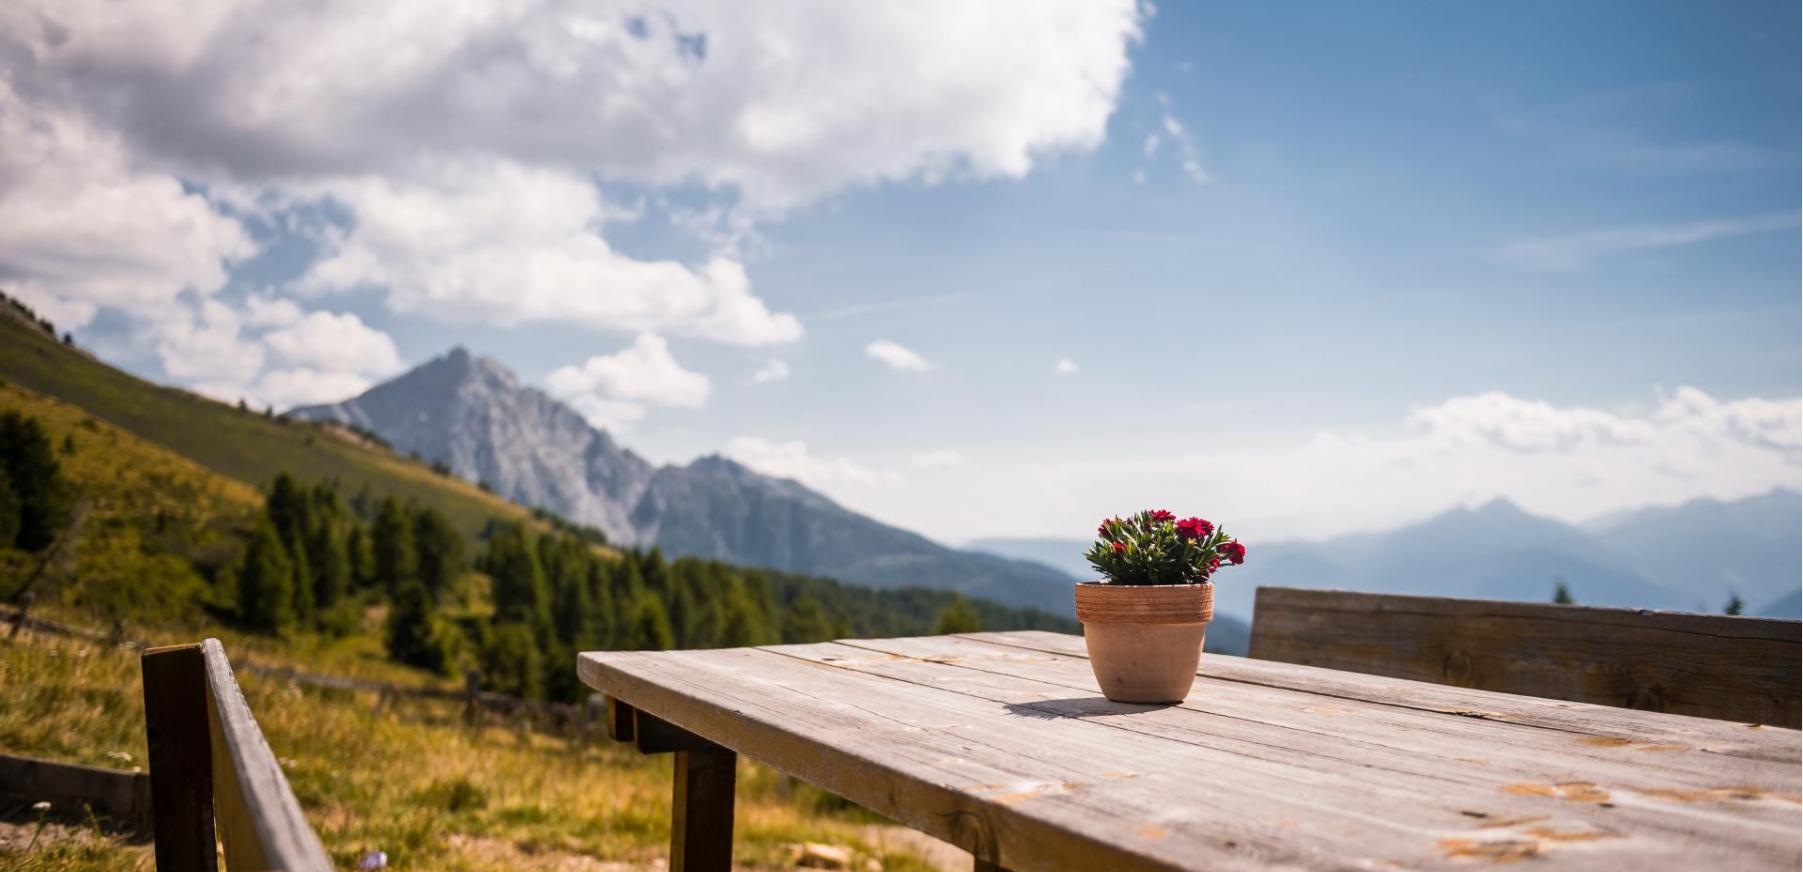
[670,745,735,872]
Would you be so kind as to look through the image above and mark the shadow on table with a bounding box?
[1003,697,1176,720]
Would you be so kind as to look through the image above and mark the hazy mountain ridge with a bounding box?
[971,490,1803,624]
[293,349,1076,613]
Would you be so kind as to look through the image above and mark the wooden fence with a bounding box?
[142,639,334,871]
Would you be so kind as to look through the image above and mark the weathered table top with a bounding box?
[578,630,1802,871]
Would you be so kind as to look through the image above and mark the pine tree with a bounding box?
[481,623,544,699]
[627,595,675,651]
[483,522,552,643]
[412,507,464,601]
[238,521,296,633]
[717,584,770,648]
[781,595,834,643]
[1552,581,1574,605]
[386,580,451,674]
[0,467,19,548]
[932,595,982,634]
[0,411,70,551]
[1725,593,1744,616]
[371,497,417,592]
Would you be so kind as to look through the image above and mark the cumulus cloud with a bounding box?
[263,311,403,376]
[866,339,931,372]
[0,80,255,329]
[1054,357,1079,375]
[1496,214,1797,272]
[751,359,790,384]
[295,162,802,344]
[2,1,1144,210]
[2,0,1145,393]
[546,333,710,431]
[724,436,901,489]
[143,296,404,410]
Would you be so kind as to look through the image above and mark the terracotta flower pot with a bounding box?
[1074,582,1213,704]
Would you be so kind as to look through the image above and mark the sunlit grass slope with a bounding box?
[1,631,939,871]
[0,314,530,541]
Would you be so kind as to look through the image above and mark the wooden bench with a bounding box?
[1247,586,1802,727]
[141,639,332,872]
[580,630,1802,871]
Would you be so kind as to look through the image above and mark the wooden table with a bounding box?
[578,631,1802,872]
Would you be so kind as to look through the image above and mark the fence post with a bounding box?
[142,643,218,871]
[9,591,32,639]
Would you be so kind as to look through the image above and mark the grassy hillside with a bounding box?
[0,313,530,541]
[2,630,939,871]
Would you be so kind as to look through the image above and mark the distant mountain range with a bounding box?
[971,489,1802,625]
[291,349,1076,613]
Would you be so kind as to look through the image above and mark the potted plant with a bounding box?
[1078,510,1246,703]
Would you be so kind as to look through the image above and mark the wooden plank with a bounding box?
[580,643,1800,871]
[198,638,333,872]
[812,635,1800,860]
[670,746,736,872]
[0,753,151,833]
[1246,587,1802,727]
[141,643,217,872]
[968,630,1798,761]
[828,634,1791,784]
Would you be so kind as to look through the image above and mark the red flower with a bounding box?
[1206,558,1221,574]
[1145,509,1175,526]
[1220,540,1246,565]
[1097,518,1113,536]
[1111,541,1126,553]
[1175,517,1213,540]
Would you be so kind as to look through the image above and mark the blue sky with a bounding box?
[3,1,1797,542]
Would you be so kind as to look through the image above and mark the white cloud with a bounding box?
[546,333,710,431]
[152,300,265,389]
[253,368,377,410]
[0,80,255,329]
[3,0,1146,388]
[242,294,305,327]
[262,311,403,376]
[4,1,1145,211]
[1143,92,1207,184]
[821,386,1801,545]
[751,359,790,384]
[865,339,932,372]
[296,162,803,345]
[1054,357,1079,375]
[724,436,900,489]
[1496,214,1797,272]
[911,449,965,469]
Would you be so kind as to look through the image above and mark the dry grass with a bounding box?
[0,631,941,871]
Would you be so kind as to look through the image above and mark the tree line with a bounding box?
[234,473,1062,702]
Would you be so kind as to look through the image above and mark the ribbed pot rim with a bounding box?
[1074,581,1214,625]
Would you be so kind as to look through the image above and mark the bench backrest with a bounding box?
[1247,586,1801,728]
[141,639,332,872]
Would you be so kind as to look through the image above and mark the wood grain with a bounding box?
[199,638,334,872]
[141,643,217,871]
[580,632,1801,872]
[1246,587,1801,727]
